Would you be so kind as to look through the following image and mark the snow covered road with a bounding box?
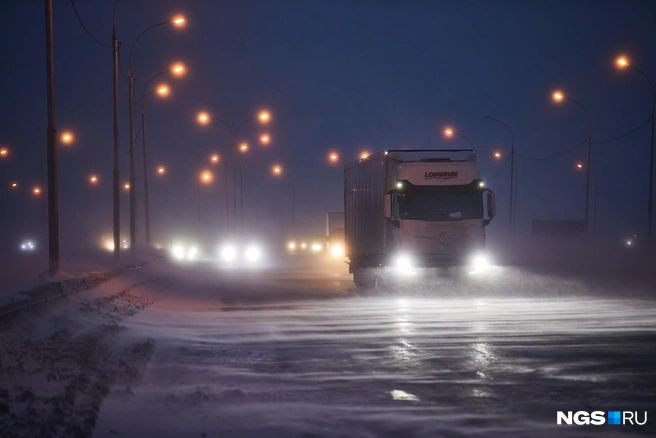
[2,261,655,437]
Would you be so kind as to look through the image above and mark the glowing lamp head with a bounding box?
[0,147,8,157]
[11,182,18,188]
[360,151,369,159]
[171,63,186,76]
[124,183,130,191]
[199,170,213,184]
[157,84,170,97]
[239,143,248,152]
[157,166,166,175]
[33,186,41,195]
[616,56,629,68]
[61,131,74,145]
[258,111,271,123]
[172,16,186,27]
[197,112,210,125]
[444,128,454,137]
[89,175,98,184]
[210,154,220,164]
[272,165,282,175]
[552,91,564,102]
[288,241,296,251]
[329,153,339,162]
[576,163,583,169]
[260,134,270,145]
[494,151,502,159]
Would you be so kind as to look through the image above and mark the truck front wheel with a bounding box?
[353,268,376,289]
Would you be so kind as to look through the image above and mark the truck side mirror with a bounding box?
[384,193,392,218]
[486,191,496,219]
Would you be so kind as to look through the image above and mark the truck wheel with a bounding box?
[353,268,376,289]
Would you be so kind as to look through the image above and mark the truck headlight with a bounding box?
[394,253,413,268]
[470,253,490,272]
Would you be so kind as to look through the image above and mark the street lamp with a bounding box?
[615,55,655,241]
[195,109,272,231]
[33,186,42,196]
[136,62,186,246]
[198,169,213,229]
[484,116,516,235]
[360,151,370,159]
[127,15,186,254]
[124,182,130,191]
[271,164,295,229]
[11,182,18,189]
[0,147,8,158]
[552,89,593,233]
[328,152,345,164]
[443,126,473,147]
[210,153,220,164]
[576,162,599,235]
[60,131,74,145]
[239,143,249,153]
[89,174,99,185]
[157,166,166,175]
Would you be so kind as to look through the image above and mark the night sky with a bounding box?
[1,0,655,254]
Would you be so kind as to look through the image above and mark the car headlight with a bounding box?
[220,244,237,262]
[187,246,199,261]
[331,245,344,257]
[245,244,261,262]
[172,244,186,260]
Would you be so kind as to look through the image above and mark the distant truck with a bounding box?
[344,149,496,287]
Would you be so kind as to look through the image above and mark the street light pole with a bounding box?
[484,116,515,235]
[127,20,174,254]
[554,92,592,233]
[44,0,59,274]
[141,107,150,244]
[112,0,120,260]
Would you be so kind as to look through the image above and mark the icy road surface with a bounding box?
[2,260,655,437]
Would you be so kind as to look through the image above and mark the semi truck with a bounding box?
[344,149,495,288]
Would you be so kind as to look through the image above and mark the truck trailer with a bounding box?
[344,149,495,288]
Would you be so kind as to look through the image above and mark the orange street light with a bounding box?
[444,127,454,137]
[171,62,186,77]
[494,151,502,159]
[0,147,8,157]
[11,182,18,189]
[197,111,210,125]
[61,131,74,145]
[260,134,271,145]
[89,174,99,185]
[443,126,473,147]
[360,151,370,159]
[210,154,220,164]
[552,91,564,102]
[239,143,249,153]
[576,162,583,169]
[199,169,214,184]
[157,84,170,97]
[124,182,130,191]
[272,164,282,175]
[258,111,271,123]
[171,16,186,27]
[33,186,41,196]
[157,166,166,175]
[616,56,629,68]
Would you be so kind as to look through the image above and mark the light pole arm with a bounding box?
[139,69,169,104]
[630,65,656,113]
[484,116,514,148]
[128,20,170,70]
[209,117,236,137]
[565,97,592,135]
[455,132,473,148]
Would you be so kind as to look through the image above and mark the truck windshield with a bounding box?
[398,192,482,221]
